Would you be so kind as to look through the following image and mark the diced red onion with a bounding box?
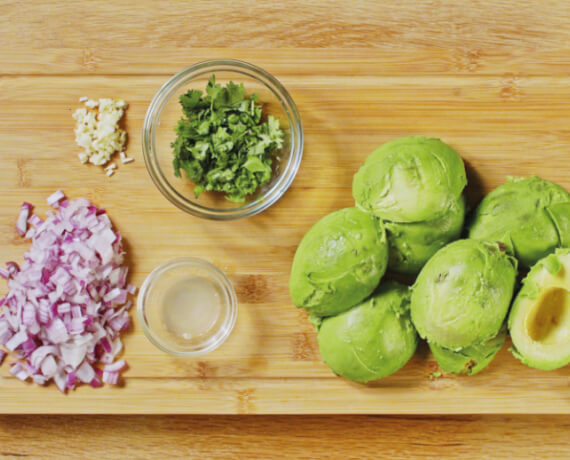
[69,318,85,335]
[16,202,32,236]
[102,370,119,385]
[46,190,65,208]
[6,330,28,351]
[76,361,95,383]
[41,355,57,377]
[66,371,76,388]
[22,303,37,327]
[0,192,134,393]
[6,262,19,278]
[109,314,130,332]
[28,214,43,228]
[60,342,88,369]
[30,345,57,370]
[21,338,38,355]
[104,359,126,373]
[57,302,71,315]
[10,362,30,381]
[0,320,12,344]
[54,371,66,393]
[103,287,122,303]
[32,374,48,385]
[38,301,51,324]
[46,318,70,344]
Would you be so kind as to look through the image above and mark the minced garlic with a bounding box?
[73,98,128,166]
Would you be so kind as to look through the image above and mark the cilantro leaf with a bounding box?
[171,74,284,202]
[226,81,246,106]
[243,156,267,173]
[180,90,203,114]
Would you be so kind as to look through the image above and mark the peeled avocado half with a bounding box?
[411,239,517,350]
[289,207,389,317]
[385,194,466,275]
[430,325,507,375]
[468,176,570,267]
[317,281,418,382]
[352,136,467,222]
[508,248,570,370]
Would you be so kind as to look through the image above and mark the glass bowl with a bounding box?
[142,59,303,220]
[137,258,238,357]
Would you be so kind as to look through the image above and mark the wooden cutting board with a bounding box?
[0,45,569,414]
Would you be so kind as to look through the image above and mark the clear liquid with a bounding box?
[161,276,222,342]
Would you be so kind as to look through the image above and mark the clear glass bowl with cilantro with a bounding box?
[143,60,303,220]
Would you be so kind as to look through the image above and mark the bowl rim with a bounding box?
[142,59,303,220]
[137,257,238,357]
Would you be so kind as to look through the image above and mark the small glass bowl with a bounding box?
[142,59,303,220]
[137,258,238,357]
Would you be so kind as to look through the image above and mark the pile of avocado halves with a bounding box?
[289,136,570,382]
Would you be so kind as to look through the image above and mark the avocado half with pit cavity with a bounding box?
[508,248,570,370]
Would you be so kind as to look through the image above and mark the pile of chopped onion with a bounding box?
[0,191,135,392]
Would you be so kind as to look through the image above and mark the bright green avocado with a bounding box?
[411,239,517,350]
[352,136,467,223]
[289,207,389,317]
[468,176,570,267]
[430,325,506,375]
[385,195,466,275]
[317,281,418,383]
[508,248,570,370]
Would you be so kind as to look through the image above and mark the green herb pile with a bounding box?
[171,76,284,202]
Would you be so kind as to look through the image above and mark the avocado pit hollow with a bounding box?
[525,286,569,342]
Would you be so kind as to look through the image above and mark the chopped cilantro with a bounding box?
[171,75,284,202]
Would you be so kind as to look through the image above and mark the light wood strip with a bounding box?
[0,367,568,414]
[1,48,570,76]
[2,1,570,49]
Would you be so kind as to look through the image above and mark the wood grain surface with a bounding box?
[0,0,569,422]
[0,415,568,460]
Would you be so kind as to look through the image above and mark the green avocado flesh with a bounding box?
[289,207,389,317]
[411,239,517,350]
[352,136,467,223]
[468,176,570,267]
[430,325,506,375]
[317,281,418,382]
[385,195,466,275]
[508,248,570,370]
